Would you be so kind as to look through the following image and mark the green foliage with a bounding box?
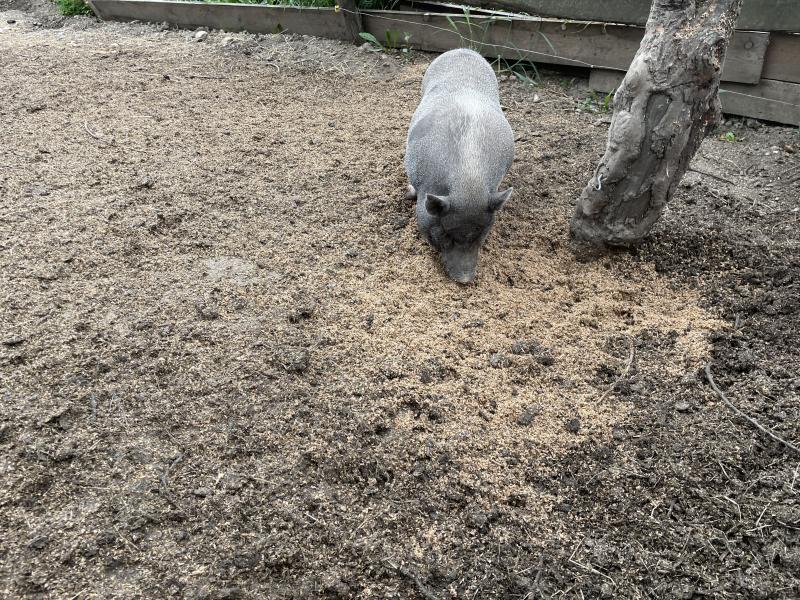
[446,8,486,51]
[601,90,614,112]
[722,131,736,142]
[355,0,399,9]
[579,90,614,114]
[55,0,94,16]
[357,30,411,52]
[559,77,577,91]
[358,31,382,49]
[443,8,540,87]
[492,56,539,87]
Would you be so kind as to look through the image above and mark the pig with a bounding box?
[405,48,515,284]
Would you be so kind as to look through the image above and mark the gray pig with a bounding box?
[405,48,515,284]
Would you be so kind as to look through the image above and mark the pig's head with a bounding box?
[417,187,513,284]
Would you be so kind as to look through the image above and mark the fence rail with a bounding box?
[87,0,800,125]
[454,0,800,33]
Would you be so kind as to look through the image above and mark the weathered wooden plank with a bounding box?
[89,0,351,38]
[590,69,800,126]
[588,69,627,94]
[363,11,768,84]
[88,2,769,84]
[722,30,770,85]
[463,0,800,33]
[762,33,800,84]
[721,80,800,125]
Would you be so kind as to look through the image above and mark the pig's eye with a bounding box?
[427,225,453,250]
[443,220,489,245]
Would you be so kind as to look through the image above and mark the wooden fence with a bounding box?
[87,0,800,125]
[454,0,800,32]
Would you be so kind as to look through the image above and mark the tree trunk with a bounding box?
[570,0,743,247]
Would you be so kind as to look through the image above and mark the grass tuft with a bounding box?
[55,0,94,16]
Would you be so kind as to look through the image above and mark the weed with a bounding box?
[55,0,94,16]
[446,8,493,52]
[721,131,736,142]
[578,90,615,114]
[601,90,614,112]
[358,31,383,50]
[492,55,539,87]
[560,77,577,91]
[358,30,410,52]
[443,9,539,86]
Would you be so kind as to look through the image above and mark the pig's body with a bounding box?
[405,48,515,284]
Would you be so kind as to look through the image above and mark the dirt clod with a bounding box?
[516,405,542,426]
[278,349,310,373]
[2,335,26,346]
[489,353,512,368]
[195,302,220,320]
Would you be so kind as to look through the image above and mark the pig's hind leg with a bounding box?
[404,185,417,201]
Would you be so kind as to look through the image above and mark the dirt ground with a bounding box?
[1,3,798,599]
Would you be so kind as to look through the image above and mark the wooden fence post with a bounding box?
[337,0,363,43]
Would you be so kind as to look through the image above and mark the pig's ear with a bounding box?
[488,187,513,212]
[425,194,450,217]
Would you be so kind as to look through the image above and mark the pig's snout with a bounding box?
[441,245,480,285]
[452,271,476,285]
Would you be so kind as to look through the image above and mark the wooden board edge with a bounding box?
[460,0,800,33]
[590,69,800,126]
[86,2,773,85]
[89,0,349,38]
[763,33,800,84]
[363,10,766,84]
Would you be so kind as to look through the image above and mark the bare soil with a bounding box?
[1,4,798,599]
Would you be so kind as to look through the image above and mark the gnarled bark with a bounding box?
[571,0,743,246]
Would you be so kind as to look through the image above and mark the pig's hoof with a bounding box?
[404,185,417,201]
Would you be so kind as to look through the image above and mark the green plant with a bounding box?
[579,90,615,114]
[358,31,383,50]
[722,131,736,142]
[601,90,614,112]
[358,30,411,52]
[444,10,538,85]
[446,8,493,52]
[55,0,94,16]
[384,29,400,50]
[491,55,539,87]
[559,77,577,91]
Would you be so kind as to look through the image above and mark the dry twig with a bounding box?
[689,165,737,185]
[705,364,800,455]
[598,338,635,402]
[385,562,442,600]
[83,120,106,142]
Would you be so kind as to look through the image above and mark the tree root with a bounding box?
[705,364,800,455]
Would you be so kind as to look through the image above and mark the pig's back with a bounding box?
[420,48,499,103]
[405,90,513,191]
